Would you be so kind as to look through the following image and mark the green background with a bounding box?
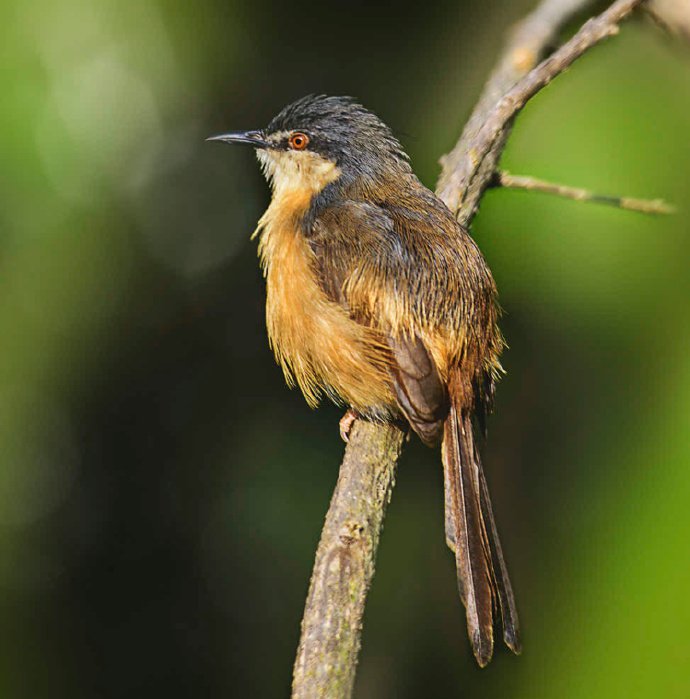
[1,0,689,696]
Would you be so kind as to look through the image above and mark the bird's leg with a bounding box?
[339,408,359,443]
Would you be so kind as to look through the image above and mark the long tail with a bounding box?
[442,400,521,666]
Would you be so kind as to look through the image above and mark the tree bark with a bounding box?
[292,421,404,699]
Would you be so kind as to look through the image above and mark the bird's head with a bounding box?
[208,95,411,195]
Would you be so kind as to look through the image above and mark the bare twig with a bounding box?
[291,1,647,697]
[494,170,676,214]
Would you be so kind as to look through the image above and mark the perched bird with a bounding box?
[208,95,520,666]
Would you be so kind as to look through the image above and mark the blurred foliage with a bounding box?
[1,0,689,697]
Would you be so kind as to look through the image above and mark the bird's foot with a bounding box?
[339,409,359,443]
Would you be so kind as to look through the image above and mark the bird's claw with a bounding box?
[339,409,358,443]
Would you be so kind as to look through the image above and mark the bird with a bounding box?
[208,94,520,666]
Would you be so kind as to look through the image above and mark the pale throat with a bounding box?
[252,148,342,244]
[257,148,341,200]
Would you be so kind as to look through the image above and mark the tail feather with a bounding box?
[442,401,520,665]
[478,462,521,654]
[442,403,494,666]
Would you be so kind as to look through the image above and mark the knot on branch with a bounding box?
[339,522,366,547]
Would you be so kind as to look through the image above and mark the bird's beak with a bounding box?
[205,130,270,148]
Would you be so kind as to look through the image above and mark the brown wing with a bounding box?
[306,199,448,442]
[387,334,446,445]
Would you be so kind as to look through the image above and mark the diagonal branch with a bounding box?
[291,1,646,697]
[292,421,404,698]
[437,0,645,225]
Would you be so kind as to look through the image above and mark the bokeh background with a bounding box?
[2,0,690,696]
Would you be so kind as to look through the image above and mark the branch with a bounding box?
[437,0,645,225]
[292,421,404,698]
[494,170,676,214]
[291,1,646,696]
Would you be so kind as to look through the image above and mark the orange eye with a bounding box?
[289,132,309,150]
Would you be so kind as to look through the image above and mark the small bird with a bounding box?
[209,95,520,666]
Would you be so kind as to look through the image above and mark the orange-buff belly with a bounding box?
[255,189,395,416]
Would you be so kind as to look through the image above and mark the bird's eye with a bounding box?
[288,132,310,150]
